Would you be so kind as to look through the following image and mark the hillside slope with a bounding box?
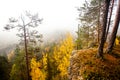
[69,45,120,80]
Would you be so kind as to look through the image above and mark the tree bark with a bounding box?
[97,0,101,43]
[97,0,110,58]
[106,0,120,53]
[24,25,30,80]
[105,0,114,42]
[22,17,30,80]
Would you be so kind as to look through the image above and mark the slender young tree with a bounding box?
[4,12,43,80]
[97,0,110,58]
[106,0,120,53]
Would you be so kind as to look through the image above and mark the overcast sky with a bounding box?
[0,0,84,47]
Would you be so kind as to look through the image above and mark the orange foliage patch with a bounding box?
[71,45,120,79]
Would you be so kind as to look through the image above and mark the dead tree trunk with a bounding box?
[97,0,110,58]
[106,0,120,53]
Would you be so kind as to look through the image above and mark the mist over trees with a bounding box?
[4,12,43,80]
[0,0,120,80]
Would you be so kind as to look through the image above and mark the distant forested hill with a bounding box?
[0,44,16,56]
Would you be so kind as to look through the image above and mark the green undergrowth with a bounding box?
[74,45,120,80]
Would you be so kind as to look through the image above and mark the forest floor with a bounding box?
[70,45,120,80]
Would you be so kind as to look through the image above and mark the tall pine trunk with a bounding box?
[97,0,110,58]
[105,0,114,42]
[106,0,120,53]
[97,0,101,43]
[23,25,30,80]
[21,17,30,80]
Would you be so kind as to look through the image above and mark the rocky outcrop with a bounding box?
[69,50,83,80]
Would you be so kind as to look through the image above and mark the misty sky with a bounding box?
[0,0,119,48]
[0,0,84,47]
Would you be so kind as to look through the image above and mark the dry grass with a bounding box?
[72,45,120,80]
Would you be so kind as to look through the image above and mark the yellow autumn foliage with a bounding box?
[53,33,74,78]
[30,33,74,80]
[115,38,119,45]
[42,53,48,70]
[30,58,46,80]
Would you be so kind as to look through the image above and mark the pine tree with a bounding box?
[4,12,43,80]
[106,0,120,53]
[10,48,27,80]
[78,0,103,44]
[105,0,115,41]
[97,0,110,58]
